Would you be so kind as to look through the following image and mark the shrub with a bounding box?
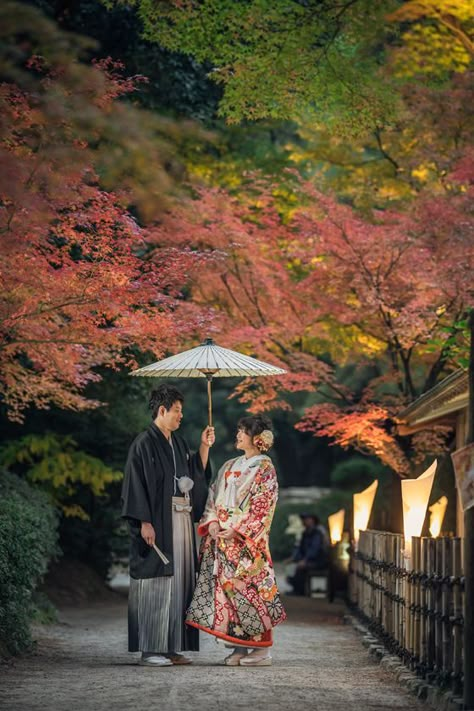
[0,470,59,656]
[330,456,386,489]
[0,434,123,580]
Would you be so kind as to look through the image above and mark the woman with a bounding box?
[186,415,286,666]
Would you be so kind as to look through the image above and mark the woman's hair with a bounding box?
[149,384,184,419]
[238,414,273,438]
[238,415,274,452]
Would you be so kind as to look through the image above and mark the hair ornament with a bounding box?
[253,429,274,452]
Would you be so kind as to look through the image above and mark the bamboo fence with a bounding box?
[350,529,464,695]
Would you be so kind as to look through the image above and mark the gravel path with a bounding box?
[0,593,435,711]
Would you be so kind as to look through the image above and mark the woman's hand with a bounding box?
[208,522,220,539]
[218,528,237,540]
[141,522,156,546]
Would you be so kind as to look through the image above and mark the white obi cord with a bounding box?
[169,436,194,500]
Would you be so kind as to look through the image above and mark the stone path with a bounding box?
[0,593,436,711]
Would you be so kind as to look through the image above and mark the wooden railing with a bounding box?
[349,529,464,695]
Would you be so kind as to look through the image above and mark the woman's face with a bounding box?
[235,427,253,451]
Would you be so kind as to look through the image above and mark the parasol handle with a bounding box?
[206,375,213,428]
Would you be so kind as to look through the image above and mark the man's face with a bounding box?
[302,516,316,530]
[159,400,183,431]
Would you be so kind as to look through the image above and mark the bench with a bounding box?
[305,567,330,599]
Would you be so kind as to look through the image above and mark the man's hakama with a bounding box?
[128,497,195,653]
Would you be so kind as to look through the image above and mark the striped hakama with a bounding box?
[128,497,195,653]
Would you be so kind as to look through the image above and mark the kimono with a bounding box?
[186,453,286,648]
[121,422,209,579]
[121,422,209,653]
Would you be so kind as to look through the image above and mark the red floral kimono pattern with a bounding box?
[186,455,286,647]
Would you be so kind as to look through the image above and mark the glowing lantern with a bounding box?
[429,495,448,538]
[328,509,345,545]
[353,480,378,547]
[401,460,437,558]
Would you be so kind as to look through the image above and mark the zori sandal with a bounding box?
[239,653,272,667]
[224,651,248,666]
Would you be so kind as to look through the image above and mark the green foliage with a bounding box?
[58,492,127,579]
[0,433,122,520]
[120,0,402,135]
[0,471,59,656]
[32,0,222,121]
[330,456,386,489]
[30,591,58,625]
[424,318,470,370]
[0,433,125,579]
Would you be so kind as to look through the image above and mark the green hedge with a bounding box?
[0,470,59,656]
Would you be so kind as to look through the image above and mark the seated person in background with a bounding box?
[287,513,329,596]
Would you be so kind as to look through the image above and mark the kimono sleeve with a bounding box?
[232,461,278,544]
[121,441,152,524]
[197,458,235,536]
[197,479,219,537]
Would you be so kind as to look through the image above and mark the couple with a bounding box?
[121,384,286,668]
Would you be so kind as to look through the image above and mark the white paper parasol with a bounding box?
[130,337,286,426]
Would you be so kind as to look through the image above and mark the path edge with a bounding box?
[345,613,465,711]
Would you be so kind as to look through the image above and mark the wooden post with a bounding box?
[413,537,421,667]
[441,536,452,685]
[435,538,443,677]
[375,532,380,625]
[383,534,391,636]
[405,536,414,667]
[427,538,436,678]
[452,537,463,695]
[464,310,474,708]
[420,537,428,675]
[400,535,406,654]
[465,506,474,706]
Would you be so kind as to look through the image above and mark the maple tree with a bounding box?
[119,0,473,133]
[2,0,473,482]
[0,2,212,420]
[148,160,474,475]
[387,0,474,77]
[117,0,401,133]
[285,69,474,211]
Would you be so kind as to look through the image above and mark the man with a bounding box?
[287,513,329,596]
[121,384,215,667]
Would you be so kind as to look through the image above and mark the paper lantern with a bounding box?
[328,509,345,545]
[401,460,437,558]
[353,480,378,547]
[429,495,448,538]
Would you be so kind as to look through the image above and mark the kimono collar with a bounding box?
[222,454,271,509]
[234,453,270,470]
[149,422,173,446]
[147,423,175,466]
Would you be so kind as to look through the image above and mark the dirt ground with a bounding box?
[0,591,436,711]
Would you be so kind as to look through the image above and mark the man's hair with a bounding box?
[149,384,184,419]
[237,414,273,438]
